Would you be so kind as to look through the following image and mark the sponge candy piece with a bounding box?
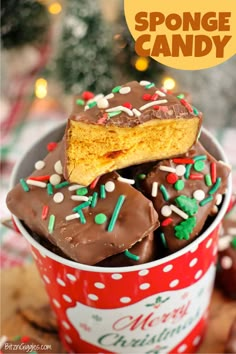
[65,81,202,186]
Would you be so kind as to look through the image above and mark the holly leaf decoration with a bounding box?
[175,195,198,216]
[174,217,197,240]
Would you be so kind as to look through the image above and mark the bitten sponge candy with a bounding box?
[64,81,202,186]
[141,141,231,253]
[6,141,159,265]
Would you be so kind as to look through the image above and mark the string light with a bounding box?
[163,77,176,90]
[48,2,62,15]
[134,57,149,72]
[35,78,48,99]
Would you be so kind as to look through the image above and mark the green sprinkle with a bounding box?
[160,233,167,248]
[78,209,86,224]
[100,184,106,199]
[137,173,146,180]
[177,94,185,99]
[231,237,236,249]
[76,187,88,196]
[160,184,169,201]
[76,98,85,106]
[108,110,122,118]
[13,335,21,341]
[174,217,196,240]
[174,180,185,191]
[194,160,205,172]
[91,192,98,208]
[108,195,126,232]
[145,82,155,89]
[175,195,198,216]
[199,195,213,206]
[124,249,140,261]
[20,178,29,192]
[193,155,207,161]
[193,107,199,116]
[209,177,222,195]
[205,174,212,187]
[73,201,91,212]
[95,213,107,225]
[184,164,192,179]
[48,214,55,233]
[55,181,70,189]
[47,183,53,195]
[88,101,97,109]
[112,85,121,93]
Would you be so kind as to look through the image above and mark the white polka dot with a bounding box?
[175,165,186,176]
[63,294,72,303]
[43,275,50,284]
[62,321,70,329]
[88,294,99,301]
[177,344,187,352]
[52,299,61,308]
[221,256,233,269]
[163,264,173,272]
[65,335,72,343]
[190,243,198,253]
[111,273,123,280]
[216,194,223,206]
[193,336,201,346]
[218,235,232,251]
[35,160,45,170]
[161,205,172,217]
[94,282,105,289]
[193,189,205,201]
[119,86,131,94]
[139,283,150,290]
[50,174,61,186]
[105,181,115,192]
[195,270,203,280]
[169,279,179,288]
[139,269,149,276]
[57,278,66,287]
[53,192,64,203]
[54,160,63,174]
[206,238,212,248]
[97,98,109,109]
[120,297,131,303]
[189,258,198,267]
[66,273,76,281]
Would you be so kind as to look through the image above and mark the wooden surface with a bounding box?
[1,263,236,353]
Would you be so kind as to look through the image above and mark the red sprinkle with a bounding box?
[180,99,193,113]
[166,173,178,184]
[161,218,173,227]
[142,93,152,101]
[173,158,194,164]
[190,173,204,180]
[28,175,50,181]
[82,91,94,101]
[151,93,159,101]
[21,336,30,343]
[47,142,57,152]
[210,162,217,184]
[153,105,160,110]
[42,205,49,220]
[123,102,133,109]
[97,113,108,125]
[90,176,100,189]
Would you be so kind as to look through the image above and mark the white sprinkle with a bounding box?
[97,98,109,109]
[66,213,80,221]
[54,160,63,174]
[106,105,133,116]
[26,179,47,188]
[161,205,172,217]
[151,182,158,197]
[53,192,64,203]
[140,80,151,86]
[132,108,141,117]
[104,93,114,100]
[119,86,131,94]
[170,204,189,219]
[117,176,135,185]
[216,194,223,206]
[68,184,85,191]
[139,100,168,111]
[71,195,89,201]
[50,174,61,186]
[84,105,89,111]
[35,160,45,170]
[155,90,166,97]
[159,165,176,173]
[105,181,115,192]
[87,94,104,105]
[193,189,205,201]
[175,165,186,176]
[221,256,233,269]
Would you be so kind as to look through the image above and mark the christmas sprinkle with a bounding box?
[145,82,155,89]
[50,174,61,185]
[53,192,64,204]
[160,233,167,247]
[112,85,121,93]
[106,105,133,116]
[174,180,185,191]
[180,99,193,113]
[108,195,126,232]
[76,187,88,196]
[175,195,198,216]
[41,205,49,220]
[48,215,55,233]
[88,101,97,109]
[105,181,115,192]
[100,184,106,199]
[210,162,217,183]
[68,184,85,191]
[71,195,89,202]
[95,213,107,225]
[174,217,196,240]
[35,160,45,170]
[76,99,85,106]
[132,108,141,117]
[119,86,131,94]
[91,192,98,208]
[205,174,212,186]
[209,177,222,195]
[54,160,63,174]
[177,94,185,99]
[124,249,140,261]
[26,179,47,188]
[161,205,172,217]
[151,182,158,197]
[82,91,94,101]
[28,175,50,182]
[20,179,29,192]
[117,176,135,185]
[47,142,57,152]
[139,100,168,111]
[193,155,207,161]
[173,158,194,164]
[155,90,166,97]
[166,173,178,184]
[73,201,91,212]
[78,209,86,224]
[97,98,109,109]
[65,213,80,221]
[194,160,205,172]
[170,204,189,220]
[47,183,53,195]
[184,164,192,179]
[108,111,122,118]
[161,218,173,227]
[175,165,186,177]
[140,80,151,86]
[55,181,70,189]
[160,184,169,201]
[159,165,176,173]
[189,173,204,180]
[105,93,114,100]
[193,189,205,201]
[199,195,214,207]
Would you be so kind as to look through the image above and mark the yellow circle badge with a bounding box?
[124,0,236,70]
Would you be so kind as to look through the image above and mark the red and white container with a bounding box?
[11,124,232,354]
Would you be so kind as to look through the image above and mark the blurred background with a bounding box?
[0,0,236,267]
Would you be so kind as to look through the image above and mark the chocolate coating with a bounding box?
[225,318,236,354]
